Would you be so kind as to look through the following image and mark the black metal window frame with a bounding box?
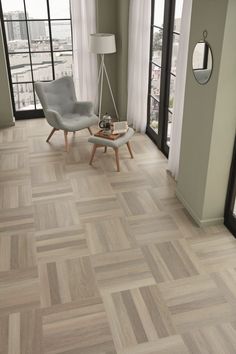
[147,0,177,157]
[225,136,236,237]
[0,0,72,119]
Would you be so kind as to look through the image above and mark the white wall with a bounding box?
[177,0,236,226]
[0,26,14,129]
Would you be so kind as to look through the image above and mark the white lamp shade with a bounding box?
[90,33,116,54]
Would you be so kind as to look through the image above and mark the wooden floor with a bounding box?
[1,119,236,353]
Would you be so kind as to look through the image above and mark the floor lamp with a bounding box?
[90,33,119,121]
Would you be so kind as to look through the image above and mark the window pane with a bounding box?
[149,97,159,134]
[154,0,165,28]
[171,33,180,75]
[28,21,50,51]
[167,112,173,146]
[2,0,25,17]
[51,21,72,51]
[13,83,35,110]
[151,64,161,101]
[34,86,42,109]
[10,53,32,82]
[174,0,184,33]
[4,21,28,52]
[54,52,72,79]
[31,52,53,81]
[49,0,70,19]
[152,27,163,67]
[169,74,176,111]
[25,0,48,19]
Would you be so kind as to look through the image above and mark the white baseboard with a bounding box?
[176,189,224,227]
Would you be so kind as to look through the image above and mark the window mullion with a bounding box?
[46,0,55,80]
[23,0,36,109]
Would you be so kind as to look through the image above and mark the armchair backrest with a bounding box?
[35,76,76,116]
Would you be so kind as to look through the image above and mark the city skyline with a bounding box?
[2,0,70,19]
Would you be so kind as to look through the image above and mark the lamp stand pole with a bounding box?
[97,54,119,121]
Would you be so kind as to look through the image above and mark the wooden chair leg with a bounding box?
[114,148,120,172]
[88,127,93,135]
[104,146,107,153]
[89,144,97,165]
[126,141,134,159]
[64,131,69,152]
[46,128,57,143]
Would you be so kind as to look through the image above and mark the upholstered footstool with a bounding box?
[88,127,135,172]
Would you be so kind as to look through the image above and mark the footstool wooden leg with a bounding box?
[89,144,97,165]
[126,141,134,159]
[104,146,107,153]
[114,148,120,172]
[88,127,93,135]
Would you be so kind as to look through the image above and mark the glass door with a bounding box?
[0,0,72,119]
[225,136,236,237]
[147,0,183,156]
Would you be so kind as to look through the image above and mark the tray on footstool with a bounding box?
[88,127,134,172]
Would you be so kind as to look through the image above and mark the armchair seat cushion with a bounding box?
[62,113,99,132]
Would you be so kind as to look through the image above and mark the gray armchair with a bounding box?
[35,77,99,151]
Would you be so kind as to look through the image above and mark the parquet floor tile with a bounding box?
[86,217,135,254]
[42,298,116,354]
[1,119,236,353]
[188,233,236,272]
[158,274,236,333]
[39,256,99,308]
[117,335,189,354]
[76,195,124,223]
[182,322,236,354]
[92,248,156,293]
[103,285,176,352]
[0,231,36,271]
[0,179,32,209]
[0,206,35,234]
[0,268,40,315]
[34,200,80,231]
[36,225,89,263]
[142,239,202,283]
[127,213,183,245]
[0,310,43,354]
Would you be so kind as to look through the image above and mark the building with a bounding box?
[29,20,46,40]
[4,11,27,41]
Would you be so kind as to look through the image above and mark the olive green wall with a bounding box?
[96,0,129,120]
[202,0,236,221]
[177,0,236,226]
[117,0,129,120]
[0,26,14,129]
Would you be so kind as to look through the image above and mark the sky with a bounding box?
[2,0,70,19]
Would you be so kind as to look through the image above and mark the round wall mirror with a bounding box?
[192,41,213,85]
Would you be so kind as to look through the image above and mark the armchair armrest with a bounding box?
[45,109,63,129]
[74,101,94,116]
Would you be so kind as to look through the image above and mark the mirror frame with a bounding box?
[192,32,213,85]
